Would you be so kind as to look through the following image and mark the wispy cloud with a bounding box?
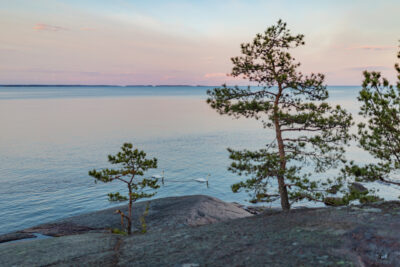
[33,23,68,32]
[346,45,396,51]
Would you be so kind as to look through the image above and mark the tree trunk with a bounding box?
[274,85,291,211]
[127,185,133,235]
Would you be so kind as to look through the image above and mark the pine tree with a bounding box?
[344,44,400,188]
[207,20,353,210]
[89,143,159,234]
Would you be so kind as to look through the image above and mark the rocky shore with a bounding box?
[0,195,399,266]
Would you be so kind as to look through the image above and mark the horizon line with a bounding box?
[0,84,363,87]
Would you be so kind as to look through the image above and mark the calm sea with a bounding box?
[0,86,398,234]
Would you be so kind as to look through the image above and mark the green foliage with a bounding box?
[345,185,382,204]
[111,228,127,235]
[359,195,383,204]
[89,143,159,234]
[139,202,150,234]
[343,44,400,190]
[108,192,128,202]
[323,184,382,206]
[323,197,349,207]
[324,191,382,207]
[207,20,353,209]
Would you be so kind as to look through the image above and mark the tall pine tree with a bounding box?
[207,20,353,210]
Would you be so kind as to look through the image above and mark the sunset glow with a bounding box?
[1,0,399,85]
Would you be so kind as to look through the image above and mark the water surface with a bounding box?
[0,86,398,234]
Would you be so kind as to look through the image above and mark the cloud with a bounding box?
[33,23,68,32]
[204,72,227,78]
[346,45,396,51]
[33,24,95,32]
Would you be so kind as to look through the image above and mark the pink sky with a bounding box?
[0,0,399,85]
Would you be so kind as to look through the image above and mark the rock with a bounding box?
[0,200,399,266]
[349,182,368,194]
[0,232,35,243]
[56,195,252,231]
[361,207,382,213]
[21,222,96,237]
[0,195,252,242]
[0,233,118,266]
[243,206,270,215]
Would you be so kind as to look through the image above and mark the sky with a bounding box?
[0,0,399,85]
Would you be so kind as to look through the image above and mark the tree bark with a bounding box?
[274,84,291,211]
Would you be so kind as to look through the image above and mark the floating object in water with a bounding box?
[195,174,210,184]
[152,170,164,179]
[152,170,165,185]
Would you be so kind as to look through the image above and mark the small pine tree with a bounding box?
[207,20,353,210]
[344,44,400,188]
[89,143,159,234]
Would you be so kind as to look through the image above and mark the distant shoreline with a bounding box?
[0,85,214,88]
[0,84,361,88]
